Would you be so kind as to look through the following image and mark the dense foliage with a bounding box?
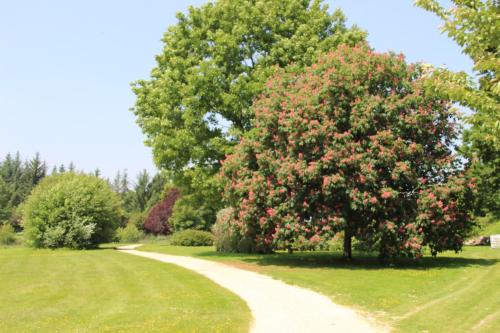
[22,173,122,249]
[0,223,16,246]
[416,0,499,218]
[170,229,214,246]
[132,0,367,225]
[221,44,475,258]
[212,207,253,252]
[111,170,167,216]
[170,195,215,232]
[116,224,144,243]
[0,153,47,226]
[143,188,181,235]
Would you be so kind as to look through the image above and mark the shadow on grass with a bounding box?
[193,250,499,270]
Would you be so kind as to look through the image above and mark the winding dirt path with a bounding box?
[117,244,384,333]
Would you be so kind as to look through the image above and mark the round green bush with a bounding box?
[117,224,144,243]
[170,229,214,246]
[22,173,122,249]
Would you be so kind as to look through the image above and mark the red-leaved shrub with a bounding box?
[143,188,181,235]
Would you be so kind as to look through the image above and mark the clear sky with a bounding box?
[0,0,473,179]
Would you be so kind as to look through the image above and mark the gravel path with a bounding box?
[117,244,385,333]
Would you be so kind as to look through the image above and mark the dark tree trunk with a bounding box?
[343,230,352,260]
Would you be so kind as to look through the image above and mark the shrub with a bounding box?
[0,224,16,246]
[22,173,122,249]
[144,188,180,235]
[220,44,475,258]
[117,224,144,243]
[213,208,238,252]
[212,208,261,253]
[128,211,146,231]
[170,229,214,246]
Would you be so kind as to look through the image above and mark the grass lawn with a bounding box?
[140,243,500,333]
[0,247,250,333]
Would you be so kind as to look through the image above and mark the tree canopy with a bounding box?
[132,0,366,220]
[416,0,499,217]
[221,44,475,258]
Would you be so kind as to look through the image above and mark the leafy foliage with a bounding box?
[143,188,181,235]
[22,173,122,249]
[0,153,47,226]
[117,224,144,243]
[221,44,475,258]
[170,229,214,246]
[132,0,367,224]
[112,169,167,214]
[170,194,215,232]
[0,223,16,246]
[415,0,499,218]
[213,208,240,252]
[127,211,147,231]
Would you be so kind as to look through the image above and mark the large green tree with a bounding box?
[132,0,366,221]
[415,0,499,217]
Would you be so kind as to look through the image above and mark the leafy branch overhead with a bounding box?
[131,0,366,204]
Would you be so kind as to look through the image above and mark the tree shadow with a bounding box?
[195,249,499,270]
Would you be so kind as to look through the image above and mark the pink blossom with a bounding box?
[266,208,276,217]
[381,191,392,199]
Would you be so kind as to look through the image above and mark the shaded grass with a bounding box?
[140,244,500,333]
[0,247,250,333]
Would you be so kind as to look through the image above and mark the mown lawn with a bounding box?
[140,244,500,333]
[0,247,250,333]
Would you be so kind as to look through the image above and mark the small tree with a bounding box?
[22,173,122,249]
[221,44,475,258]
[143,188,181,235]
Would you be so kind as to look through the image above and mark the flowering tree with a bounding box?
[220,44,475,259]
[132,0,366,226]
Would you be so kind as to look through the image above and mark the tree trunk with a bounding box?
[343,230,352,260]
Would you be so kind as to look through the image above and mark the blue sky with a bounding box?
[0,0,473,179]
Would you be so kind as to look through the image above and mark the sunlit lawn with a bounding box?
[0,247,250,333]
[140,243,500,333]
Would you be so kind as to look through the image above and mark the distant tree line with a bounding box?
[0,153,47,227]
[0,152,168,231]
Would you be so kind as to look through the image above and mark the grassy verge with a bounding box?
[140,243,500,333]
[0,247,250,333]
[478,216,500,236]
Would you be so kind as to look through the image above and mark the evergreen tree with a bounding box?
[134,170,151,212]
[112,170,122,193]
[0,152,47,225]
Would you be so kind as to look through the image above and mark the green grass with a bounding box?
[0,247,250,333]
[140,244,500,333]
[479,217,500,236]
